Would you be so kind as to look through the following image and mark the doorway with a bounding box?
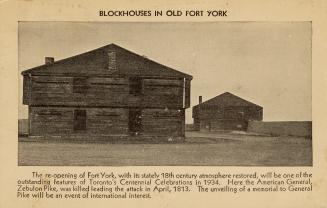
[129,108,142,135]
[74,109,86,131]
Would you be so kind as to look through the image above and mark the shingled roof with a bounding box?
[21,43,192,80]
[194,92,262,108]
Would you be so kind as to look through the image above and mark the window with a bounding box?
[73,77,87,94]
[129,77,142,95]
[74,110,86,131]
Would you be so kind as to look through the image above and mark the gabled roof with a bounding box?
[194,92,262,108]
[21,43,192,80]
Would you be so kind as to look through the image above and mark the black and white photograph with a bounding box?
[18,22,312,166]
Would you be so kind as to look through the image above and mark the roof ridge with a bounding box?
[110,44,192,79]
[21,43,112,75]
[21,43,192,79]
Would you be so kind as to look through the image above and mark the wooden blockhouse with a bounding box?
[192,92,263,131]
[21,43,192,142]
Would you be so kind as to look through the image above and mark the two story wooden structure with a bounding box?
[192,92,263,131]
[22,44,192,142]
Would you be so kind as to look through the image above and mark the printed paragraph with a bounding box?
[17,171,313,199]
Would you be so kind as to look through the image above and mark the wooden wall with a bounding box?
[184,80,191,108]
[24,74,189,139]
[29,106,185,138]
[24,75,188,109]
[22,75,30,105]
[193,118,200,131]
[198,119,249,131]
[193,105,263,131]
[142,78,183,108]
[193,106,262,120]
[26,76,128,107]
[29,107,128,136]
[142,108,184,137]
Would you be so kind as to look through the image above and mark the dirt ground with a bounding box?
[18,131,312,166]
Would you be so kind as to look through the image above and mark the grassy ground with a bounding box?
[18,131,312,166]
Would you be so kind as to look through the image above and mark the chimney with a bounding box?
[199,96,202,104]
[45,57,54,65]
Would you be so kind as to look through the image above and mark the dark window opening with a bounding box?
[129,108,142,135]
[74,110,86,131]
[129,77,142,95]
[73,77,88,94]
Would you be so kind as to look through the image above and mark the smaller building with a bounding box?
[192,92,263,131]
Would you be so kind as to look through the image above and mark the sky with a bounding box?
[18,22,312,123]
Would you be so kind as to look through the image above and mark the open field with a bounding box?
[18,131,312,166]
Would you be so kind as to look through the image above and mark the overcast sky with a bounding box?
[18,22,311,123]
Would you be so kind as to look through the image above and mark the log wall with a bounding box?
[29,107,128,136]
[193,106,262,121]
[25,76,186,109]
[142,78,183,108]
[197,119,249,131]
[22,75,30,105]
[142,108,184,137]
[28,76,128,107]
[29,106,185,138]
[193,106,262,131]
